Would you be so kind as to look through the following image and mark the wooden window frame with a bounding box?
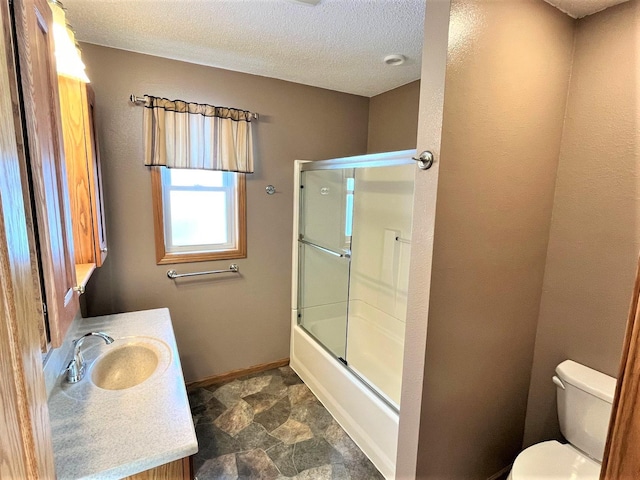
[151,167,246,265]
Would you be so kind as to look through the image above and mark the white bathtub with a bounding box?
[299,302,348,358]
[301,300,405,408]
[290,315,399,479]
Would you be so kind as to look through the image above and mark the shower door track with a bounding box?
[299,149,416,172]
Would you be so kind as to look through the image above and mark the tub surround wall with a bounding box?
[350,164,414,324]
[80,44,369,382]
[348,164,414,405]
[524,0,640,447]
[413,1,575,477]
[367,81,420,154]
[346,300,406,407]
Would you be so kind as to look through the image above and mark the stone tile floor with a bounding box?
[188,366,385,480]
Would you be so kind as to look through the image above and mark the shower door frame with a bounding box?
[290,149,417,480]
[297,153,414,410]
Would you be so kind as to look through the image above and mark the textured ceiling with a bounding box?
[62,0,628,96]
[544,0,629,18]
[63,0,426,98]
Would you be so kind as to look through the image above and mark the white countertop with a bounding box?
[48,308,198,479]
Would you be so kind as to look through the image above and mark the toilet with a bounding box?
[509,360,617,480]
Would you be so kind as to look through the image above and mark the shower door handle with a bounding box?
[299,239,347,258]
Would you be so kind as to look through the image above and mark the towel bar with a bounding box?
[167,264,239,279]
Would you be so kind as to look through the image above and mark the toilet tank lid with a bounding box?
[556,360,617,403]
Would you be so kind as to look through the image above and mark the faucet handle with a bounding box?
[65,357,85,383]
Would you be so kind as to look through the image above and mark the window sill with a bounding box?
[156,249,246,265]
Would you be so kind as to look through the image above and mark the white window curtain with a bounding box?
[143,95,254,173]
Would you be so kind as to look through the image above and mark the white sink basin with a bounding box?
[61,336,171,399]
[91,343,159,390]
[89,337,171,391]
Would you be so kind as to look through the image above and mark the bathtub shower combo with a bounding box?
[290,150,416,479]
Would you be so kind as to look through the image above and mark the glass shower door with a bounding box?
[345,163,414,408]
[294,153,416,412]
[297,168,353,360]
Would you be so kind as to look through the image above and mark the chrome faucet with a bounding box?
[65,332,114,383]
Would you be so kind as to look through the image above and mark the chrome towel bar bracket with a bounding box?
[167,264,239,279]
[412,150,435,170]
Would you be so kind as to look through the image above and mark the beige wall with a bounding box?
[414,1,575,477]
[80,44,369,381]
[396,2,452,476]
[523,0,640,447]
[367,80,420,154]
[396,1,451,476]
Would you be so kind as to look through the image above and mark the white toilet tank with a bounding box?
[554,360,617,462]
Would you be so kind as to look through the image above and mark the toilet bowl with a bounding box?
[508,360,616,480]
[507,440,600,480]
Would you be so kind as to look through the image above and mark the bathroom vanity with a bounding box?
[47,309,197,479]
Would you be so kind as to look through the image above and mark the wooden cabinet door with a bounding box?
[13,0,79,346]
[123,457,192,480]
[0,0,56,476]
[84,84,108,266]
[59,77,108,269]
[58,75,94,264]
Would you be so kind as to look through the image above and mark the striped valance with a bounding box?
[143,95,254,173]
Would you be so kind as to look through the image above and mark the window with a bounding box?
[151,167,246,264]
[345,176,355,239]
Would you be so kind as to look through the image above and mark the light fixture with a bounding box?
[384,54,406,66]
[49,0,90,83]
